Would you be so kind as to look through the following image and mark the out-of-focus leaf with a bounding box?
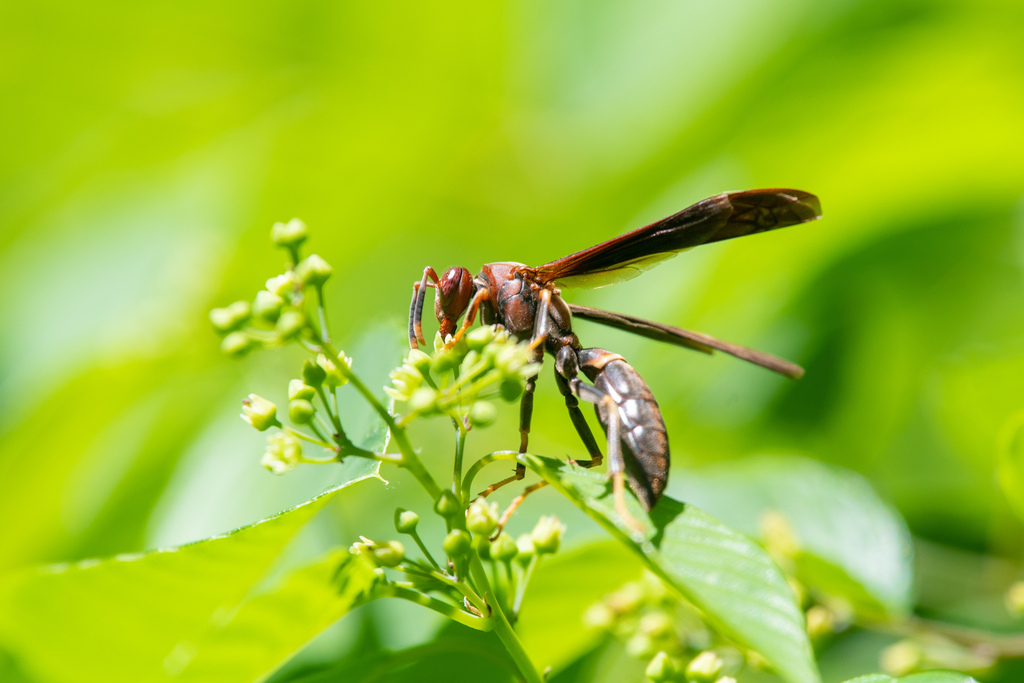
[0,475,378,683]
[675,455,913,618]
[997,411,1024,526]
[270,622,517,683]
[517,540,643,674]
[843,672,980,683]
[172,550,377,682]
[523,454,820,683]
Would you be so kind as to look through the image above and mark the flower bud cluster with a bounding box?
[385,327,540,422]
[210,219,335,356]
[350,536,406,569]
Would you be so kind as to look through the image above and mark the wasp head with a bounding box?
[435,266,475,338]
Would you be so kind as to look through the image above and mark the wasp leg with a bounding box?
[553,348,603,469]
[409,266,441,348]
[447,288,490,346]
[476,291,551,504]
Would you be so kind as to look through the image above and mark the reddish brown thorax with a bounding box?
[435,266,475,337]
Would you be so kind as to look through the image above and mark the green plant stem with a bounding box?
[462,450,519,497]
[453,421,467,501]
[320,341,442,500]
[375,585,492,630]
[409,531,442,571]
[469,556,543,683]
[315,386,343,434]
[283,426,334,450]
[512,555,538,617]
[315,285,332,345]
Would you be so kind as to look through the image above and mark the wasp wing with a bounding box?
[568,304,804,379]
[525,189,821,289]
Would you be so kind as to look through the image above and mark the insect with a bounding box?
[409,189,822,524]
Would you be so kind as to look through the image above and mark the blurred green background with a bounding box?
[1,0,1023,680]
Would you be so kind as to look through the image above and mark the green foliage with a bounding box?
[523,455,819,683]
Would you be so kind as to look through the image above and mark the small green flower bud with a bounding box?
[686,651,723,683]
[431,348,461,375]
[443,529,471,558]
[296,254,333,286]
[490,532,518,562]
[241,394,278,431]
[288,379,316,401]
[288,398,316,425]
[265,271,299,297]
[209,300,251,333]
[499,378,524,402]
[1006,581,1024,617]
[406,349,432,374]
[639,612,673,639]
[317,352,351,388]
[385,364,422,402]
[465,325,496,351]
[252,290,284,322]
[302,359,326,387]
[645,651,676,682]
[472,533,492,560]
[434,490,461,518]
[408,387,438,413]
[880,640,922,676]
[469,401,498,428]
[271,218,308,249]
[713,677,737,683]
[276,310,306,339]
[530,515,564,555]
[372,540,405,568]
[394,509,419,534]
[466,498,500,537]
[583,603,616,630]
[625,633,656,659]
[515,534,535,566]
[220,331,254,357]
[261,431,301,474]
[805,605,835,640]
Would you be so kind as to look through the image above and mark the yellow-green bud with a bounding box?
[276,310,306,339]
[317,352,351,388]
[372,540,405,568]
[270,218,308,249]
[220,331,254,357]
[241,394,278,431]
[645,651,676,682]
[210,300,251,333]
[582,603,616,630]
[261,431,301,474]
[296,254,333,286]
[639,612,673,639]
[473,533,492,560]
[625,633,656,659]
[395,509,419,534]
[443,529,471,558]
[302,359,326,387]
[515,534,535,566]
[805,605,835,640]
[466,498,500,536]
[408,387,438,413]
[1006,581,1024,617]
[880,640,922,676]
[406,349,432,374]
[253,290,284,322]
[490,533,518,562]
[530,515,564,555]
[469,401,498,427]
[288,379,316,401]
[431,348,461,375]
[288,399,316,425]
[466,325,496,351]
[434,490,461,518]
[265,271,299,297]
[685,650,723,683]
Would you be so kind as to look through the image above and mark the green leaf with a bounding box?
[0,473,379,683]
[997,410,1024,525]
[522,454,820,683]
[517,540,643,674]
[172,549,379,682]
[676,455,913,618]
[842,672,980,683]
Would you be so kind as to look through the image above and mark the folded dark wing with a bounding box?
[568,304,805,379]
[525,189,821,289]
